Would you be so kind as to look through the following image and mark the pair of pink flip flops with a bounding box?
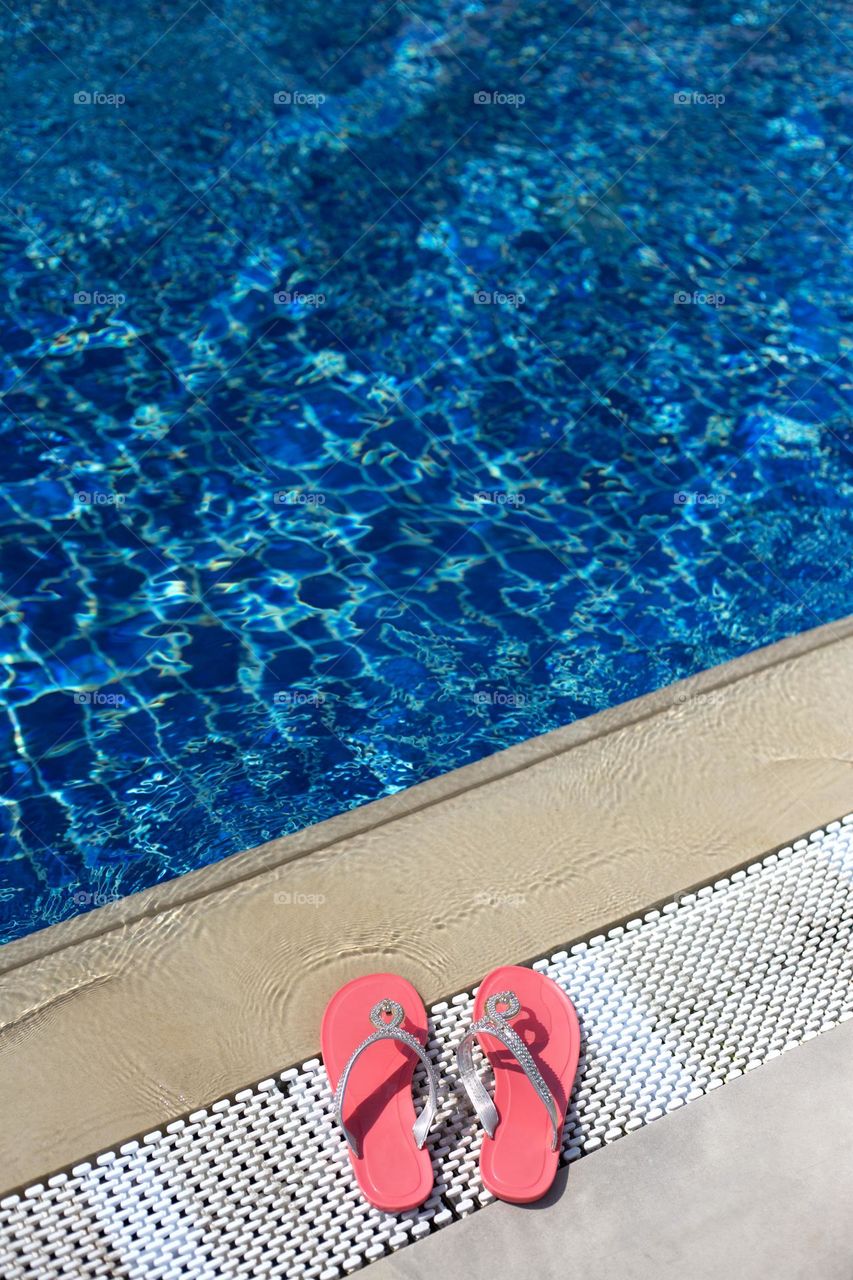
[321,964,580,1212]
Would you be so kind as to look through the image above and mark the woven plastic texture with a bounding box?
[3,817,852,1279]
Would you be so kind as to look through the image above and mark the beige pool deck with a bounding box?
[0,615,851,1213]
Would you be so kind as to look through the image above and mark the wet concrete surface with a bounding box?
[0,619,851,1190]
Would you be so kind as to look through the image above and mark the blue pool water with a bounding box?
[1,0,851,942]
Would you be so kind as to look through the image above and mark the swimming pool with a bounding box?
[1,0,851,942]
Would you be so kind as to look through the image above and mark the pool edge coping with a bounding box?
[0,614,851,1188]
[2,813,850,1205]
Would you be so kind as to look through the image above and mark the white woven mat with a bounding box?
[3,816,852,1279]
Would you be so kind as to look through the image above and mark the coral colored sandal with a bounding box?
[322,973,439,1213]
[456,964,580,1203]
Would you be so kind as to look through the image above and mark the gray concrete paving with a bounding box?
[371,1018,853,1280]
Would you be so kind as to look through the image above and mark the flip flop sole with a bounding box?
[321,973,434,1213]
[474,964,580,1203]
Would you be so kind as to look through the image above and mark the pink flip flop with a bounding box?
[456,964,580,1203]
[321,973,439,1213]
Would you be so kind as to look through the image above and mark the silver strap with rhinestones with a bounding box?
[331,998,439,1157]
[456,988,561,1151]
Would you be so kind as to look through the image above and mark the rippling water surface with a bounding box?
[0,0,851,941]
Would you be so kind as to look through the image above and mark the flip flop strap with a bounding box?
[456,989,561,1152]
[332,998,439,1157]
